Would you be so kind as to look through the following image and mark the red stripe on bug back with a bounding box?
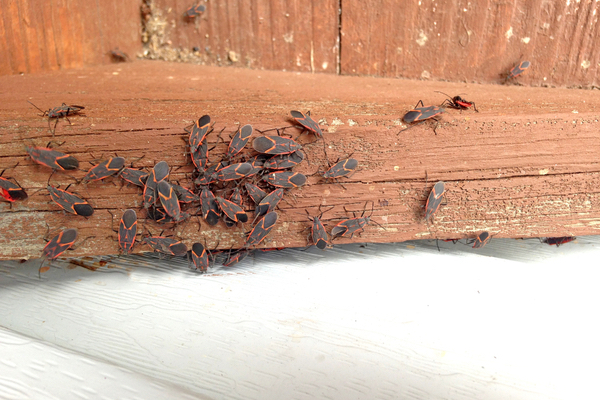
[245,211,278,247]
[119,209,137,254]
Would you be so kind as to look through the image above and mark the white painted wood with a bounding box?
[0,239,598,399]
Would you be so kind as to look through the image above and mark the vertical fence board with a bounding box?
[341,0,600,87]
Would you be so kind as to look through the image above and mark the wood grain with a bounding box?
[151,0,339,73]
[341,0,600,87]
[0,0,141,75]
[1,60,600,260]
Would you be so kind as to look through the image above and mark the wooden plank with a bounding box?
[341,0,600,87]
[151,0,339,73]
[0,0,141,75]
[1,61,600,260]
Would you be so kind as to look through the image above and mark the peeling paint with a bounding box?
[416,30,428,46]
[521,37,530,44]
[581,60,591,68]
[505,27,514,39]
[283,32,293,43]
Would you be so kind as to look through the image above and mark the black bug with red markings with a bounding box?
[245,183,268,205]
[191,243,210,273]
[147,206,174,224]
[306,206,334,250]
[425,181,445,222]
[322,158,358,180]
[435,91,478,112]
[173,183,199,203]
[118,209,138,255]
[82,157,125,183]
[119,168,148,187]
[542,237,575,247]
[47,185,94,217]
[184,3,206,18]
[200,187,220,226]
[263,151,305,170]
[505,61,531,82]
[402,101,444,124]
[245,212,278,247]
[212,162,252,182]
[290,110,323,138]
[40,228,78,275]
[27,147,79,171]
[143,161,170,208]
[28,101,85,136]
[253,136,302,155]
[0,169,27,202]
[263,171,306,188]
[471,231,490,249]
[223,249,250,267]
[255,188,284,219]
[226,124,253,159]
[143,236,188,256]
[158,181,189,222]
[331,201,382,239]
[215,196,248,223]
[186,115,211,153]
[109,49,129,62]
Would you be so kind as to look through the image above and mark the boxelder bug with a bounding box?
[263,171,306,188]
[147,206,174,224]
[195,162,224,187]
[0,169,28,202]
[143,236,188,256]
[306,206,334,250]
[200,187,220,226]
[40,228,78,276]
[252,136,302,155]
[245,183,268,205]
[173,183,199,203]
[471,231,490,249]
[505,60,531,82]
[402,101,444,124]
[118,209,138,254]
[81,157,125,183]
[143,161,170,208]
[435,91,478,112]
[245,211,278,247]
[223,249,250,267]
[245,155,267,177]
[191,242,210,272]
[263,151,305,170]
[425,181,445,222]
[322,158,358,180]
[255,188,284,219]
[186,115,211,153]
[27,101,85,136]
[119,167,148,187]
[47,185,94,216]
[215,196,248,223]
[290,110,323,138]
[109,49,129,62]
[212,162,252,182]
[27,146,79,171]
[542,237,575,247]
[157,181,189,222]
[331,201,382,239]
[184,3,206,18]
[226,124,253,159]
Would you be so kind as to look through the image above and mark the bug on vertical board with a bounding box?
[244,183,268,205]
[143,161,170,208]
[186,115,211,153]
[118,209,138,254]
[157,181,189,222]
[200,187,220,226]
[215,197,248,223]
[505,60,531,82]
[542,237,575,247]
[222,249,250,267]
[39,228,78,276]
[109,49,129,62]
[119,168,149,187]
[435,91,478,112]
[143,236,188,256]
[184,3,206,18]
[263,151,305,170]
[321,158,358,180]
[190,242,210,272]
[252,136,302,155]
[212,163,252,182]
[146,206,174,224]
[27,101,85,136]
[254,188,284,220]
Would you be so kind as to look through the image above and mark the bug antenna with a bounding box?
[27,100,46,116]
[434,91,453,100]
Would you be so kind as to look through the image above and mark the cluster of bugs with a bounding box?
[5,58,575,274]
